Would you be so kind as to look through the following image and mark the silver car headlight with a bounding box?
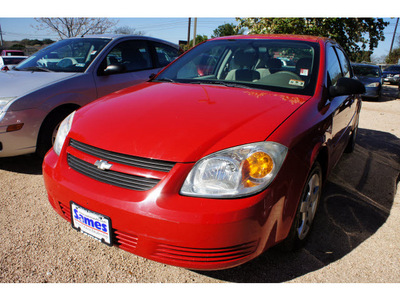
[53,111,75,155]
[0,97,17,113]
[366,82,380,87]
[181,142,288,198]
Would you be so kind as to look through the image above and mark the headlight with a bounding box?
[53,111,75,155]
[366,82,380,87]
[0,97,17,113]
[181,142,288,198]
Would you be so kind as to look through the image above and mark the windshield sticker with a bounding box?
[289,79,305,87]
[300,69,309,76]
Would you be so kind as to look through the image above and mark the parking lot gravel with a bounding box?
[0,85,399,284]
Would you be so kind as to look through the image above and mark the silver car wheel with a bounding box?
[297,172,321,240]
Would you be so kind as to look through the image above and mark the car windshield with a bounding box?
[155,39,320,95]
[353,65,380,78]
[15,38,111,73]
[384,65,400,72]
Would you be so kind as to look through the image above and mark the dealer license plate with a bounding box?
[70,202,112,246]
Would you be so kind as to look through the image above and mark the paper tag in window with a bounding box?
[289,79,305,87]
[300,69,309,76]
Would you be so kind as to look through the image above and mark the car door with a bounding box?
[326,44,356,164]
[94,39,157,98]
[334,46,358,146]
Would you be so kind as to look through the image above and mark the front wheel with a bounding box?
[279,162,323,251]
[36,108,76,158]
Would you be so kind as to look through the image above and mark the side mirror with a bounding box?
[329,77,365,97]
[100,64,126,76]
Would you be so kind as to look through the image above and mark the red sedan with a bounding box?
[43,35,365,270]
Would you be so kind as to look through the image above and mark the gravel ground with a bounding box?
[0,85,399,285]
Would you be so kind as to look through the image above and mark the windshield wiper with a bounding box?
[16,66,53,72]
[190,80,253,89]
[153,78,176,83]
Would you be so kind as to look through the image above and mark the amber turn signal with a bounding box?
[6,123,24,132]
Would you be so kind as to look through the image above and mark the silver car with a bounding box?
[0,35,179,157]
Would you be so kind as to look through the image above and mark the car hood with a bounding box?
[0,70,79,98]
[356,76,381,84]
[382,70,400,75]
[71,82,310,163]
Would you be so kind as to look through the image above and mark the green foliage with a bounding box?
[211,23,245,38]
[113,26,145,36]
[386,48,400,64]
[236,18,389,61]
[182,35,209,51]
[9,44,25,50]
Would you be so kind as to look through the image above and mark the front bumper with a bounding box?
[0,109,43,157]
[383,76,400,84]
[43,144,299,270]
[362,86,381,99]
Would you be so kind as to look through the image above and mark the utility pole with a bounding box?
[389,18,399,54]
[192,18,197,48]
[0,24,4,47]
[187,18,191,48]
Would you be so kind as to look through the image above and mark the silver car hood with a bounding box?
[0,70,79,98]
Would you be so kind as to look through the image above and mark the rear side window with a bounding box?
[152,42,179,67]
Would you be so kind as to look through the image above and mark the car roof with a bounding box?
[210,34,331,43]
[71,34,178,48]
[352,63,379,67]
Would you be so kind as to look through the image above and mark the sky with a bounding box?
[1,1,400,62]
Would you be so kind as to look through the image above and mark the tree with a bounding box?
[34,18,118,39]
[182,35,209,51]
[113,26,145,36]
[386,48,400,64]
[236,18,389,61]
[211,23,245,38]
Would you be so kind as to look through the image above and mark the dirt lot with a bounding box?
[0,85,399,284]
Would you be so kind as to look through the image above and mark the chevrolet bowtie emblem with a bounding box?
[94,160,113,170]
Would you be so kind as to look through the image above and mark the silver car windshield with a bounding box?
[15,38,111,73]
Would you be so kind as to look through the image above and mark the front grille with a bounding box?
[114,230,138,252]
[67,139,176,191]
[152,241,258,263]
[59,202,71,221]
[67,154,160,191]
[69,139,175,172]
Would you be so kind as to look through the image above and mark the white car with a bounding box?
[0,35,179,157]
[0,56,28,71]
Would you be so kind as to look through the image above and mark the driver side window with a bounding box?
[102,40,153,73]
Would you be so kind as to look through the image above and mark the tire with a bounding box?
[36,108,75,158]
[279,162,323,252]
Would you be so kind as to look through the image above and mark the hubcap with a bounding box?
[297,172,321,240]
